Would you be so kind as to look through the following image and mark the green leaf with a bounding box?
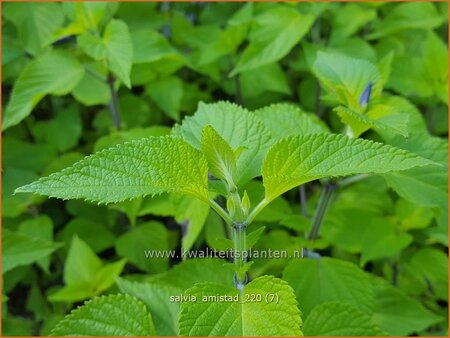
[240,63,291,97]
[146,76,183,121]
[262,133,435,202]
[179,275,302,336]
[3,2,65,55]
[334,104,409,138]
[330,3,376,43]
[117,278,180,336]
[384,133,448,208]
[3,137,57,172]
[312,51,381,111]
[406,248,448,301]
[173,194,210,252]
[254,103,328,139]
[49,236,125,302]
[31,104,82,152]
[2,51,84,131]
[2,229,61,274]
[2,168,39,218]
[131,29,182,64]
[173,101,272,187]
[283,257,375,317]
[369,2,443,39]
[303,302,385,336]
[148,258,234,290]
[231,7,314,75]
[18,216,54,273]
[115,221,169,273]
[72,62,110,106]
[423,31,449,105]
[372,277,443,335]
[50,294,156,336]
[360,218,412,266]
[16,136,209,204]
[78,19,133,87]
[201,125,237,184]
[57,217,115,253]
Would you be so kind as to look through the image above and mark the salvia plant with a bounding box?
[2,1,448,337]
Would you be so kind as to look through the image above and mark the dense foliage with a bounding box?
[2,2,448,337]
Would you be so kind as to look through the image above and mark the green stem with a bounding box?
[107,73,121,130]
[299,185,309,218]
[307,182,335,241]
[339,174,369,188]
[246,198,269,225]
[232,221,247,289]
[209,199,232,225]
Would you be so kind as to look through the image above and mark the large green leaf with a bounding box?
[179,276,302,336]
[50,294,156,336]
[173,101,272,187]
[303,302,385,336]
[283,258,375,317]
[262,133,435,202]
[78,19,132,87]
[2,51,84,131]
[2,229,62,274]
[231,6,314,75]
[16,136,209,204]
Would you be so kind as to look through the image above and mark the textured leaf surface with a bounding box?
[3,51,84,131]
[117,278,180,336]
[254,104,328,139]
[78,19,132,87]
[16,136,209,204]
[283,257,375,317]
[2,229,61,274]
[173,102,272,186]
[179,276,302,336]
[303,302,384,336]
[50,294,155,336]
[262,133,435,202]
[231,7,314,75]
